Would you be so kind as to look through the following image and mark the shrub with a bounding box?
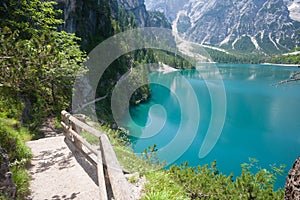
[168,159,284,199]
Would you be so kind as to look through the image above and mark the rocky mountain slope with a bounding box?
[145,0,300,55]
[55,0,170,51]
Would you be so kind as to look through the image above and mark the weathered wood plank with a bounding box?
[61,110,133,200]
[97,152,108,200]
[61,110,103,137]
[99,135,132,200]
[61,121,99,156]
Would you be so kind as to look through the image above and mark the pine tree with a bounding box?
[0,0,86,125]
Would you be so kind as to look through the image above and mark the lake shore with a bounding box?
[262,63,300,67]
[157,63,178,73]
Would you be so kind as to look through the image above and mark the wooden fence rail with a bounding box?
[61,110,132,200]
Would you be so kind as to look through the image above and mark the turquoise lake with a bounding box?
[120,64,300,189]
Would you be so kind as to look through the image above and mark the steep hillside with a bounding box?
[55,0,171,51]
[54,0,172,121]
[145,0,300,55]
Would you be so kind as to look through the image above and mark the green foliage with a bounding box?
[0,0,62,39]
[233,36,256,53]
[90,123,160,173]
[0,118,32,199]
[80,131,99,145]
[128,175,137,183]
[168,159,284,199]
[270,52,300,64]
[142,170,190,200]
[140,144,164,167]
[254,33,287,55]
[0,1,86,126]
[117,7,137,32]
[205,48,266,64]
[0,195,8,200]
[11,166,31,200]
[0,118,32,164]
[0,87,24,119]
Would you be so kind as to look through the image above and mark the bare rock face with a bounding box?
[0,146,17,200]
[287,0,300,22]
[146,0,300,54]
[285,157,300,200]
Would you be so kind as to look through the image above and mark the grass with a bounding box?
[142,170,189,200]
[0,117,32,200]
[11,166,31,200]
[80,131,99,145]
[79,123,154,173]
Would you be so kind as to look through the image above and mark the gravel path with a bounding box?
[26,136,100,200]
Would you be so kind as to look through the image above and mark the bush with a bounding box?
[168,159,284,199]
[0,118,32,163]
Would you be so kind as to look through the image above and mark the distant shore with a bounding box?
[157,63,178,73]
[262,63,300,67]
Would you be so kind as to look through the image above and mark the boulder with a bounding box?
[285,157,300,200]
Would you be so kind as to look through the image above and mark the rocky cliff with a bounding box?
[54,0,171,120]
[145,0,300,55]
[55,0,170,51]
[285,157,300,199]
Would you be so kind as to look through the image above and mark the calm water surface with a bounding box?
[120,64,300,188]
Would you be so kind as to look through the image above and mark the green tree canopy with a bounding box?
[0,0,86,126]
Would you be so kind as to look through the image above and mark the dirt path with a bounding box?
[26,136,100,200]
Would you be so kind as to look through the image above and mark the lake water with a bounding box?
[120,64,300,189]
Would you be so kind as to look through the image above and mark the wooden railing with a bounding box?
[60,110,132,200]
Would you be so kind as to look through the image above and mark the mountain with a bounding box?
[53,0,172,120]
[286,0,300,21]
[55,0,170,51]
[145,0,300,55]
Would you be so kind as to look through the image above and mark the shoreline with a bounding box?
[157,63,178,73]
[156,62,300,71]
[261,63,300,67]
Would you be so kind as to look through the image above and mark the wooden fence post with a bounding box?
[61,110,132,200]
[97,151,108,200]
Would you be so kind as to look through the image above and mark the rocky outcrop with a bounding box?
[55,0,171,49]
[115,0,148,27]
[111,0,171,28]
[55,0,114,51]
[148,11,172,28]
[0,146,17,200]
[145,0,189,21]
[285,157,300,200]
[145,0,300,55]
[286,0,300,22]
